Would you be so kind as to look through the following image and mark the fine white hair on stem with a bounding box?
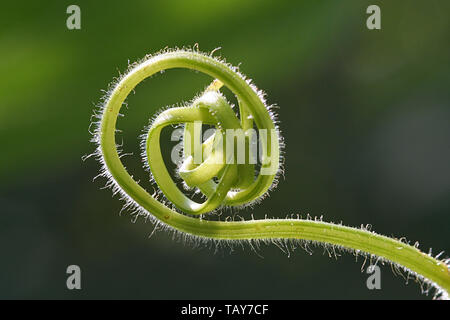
[85,47,450,300]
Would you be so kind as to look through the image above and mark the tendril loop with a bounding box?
[97,50,281,217]
[145,79,280,215]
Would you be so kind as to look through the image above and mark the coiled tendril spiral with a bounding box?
[144,78,280,215]
[93,49,449,299]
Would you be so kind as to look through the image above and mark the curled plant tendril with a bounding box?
[92,49,450,299]
[143,79,280,215]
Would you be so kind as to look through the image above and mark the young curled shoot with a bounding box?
[90,48,450,299]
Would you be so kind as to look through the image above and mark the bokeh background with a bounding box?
[1,0,449,299]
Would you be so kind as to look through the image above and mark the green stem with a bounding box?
[96,49,449,298]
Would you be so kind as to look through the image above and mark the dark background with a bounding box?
[1,1,449,299]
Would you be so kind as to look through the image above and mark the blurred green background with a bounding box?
[1,0,449,299]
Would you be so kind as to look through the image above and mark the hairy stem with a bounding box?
[96,49,449,298]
